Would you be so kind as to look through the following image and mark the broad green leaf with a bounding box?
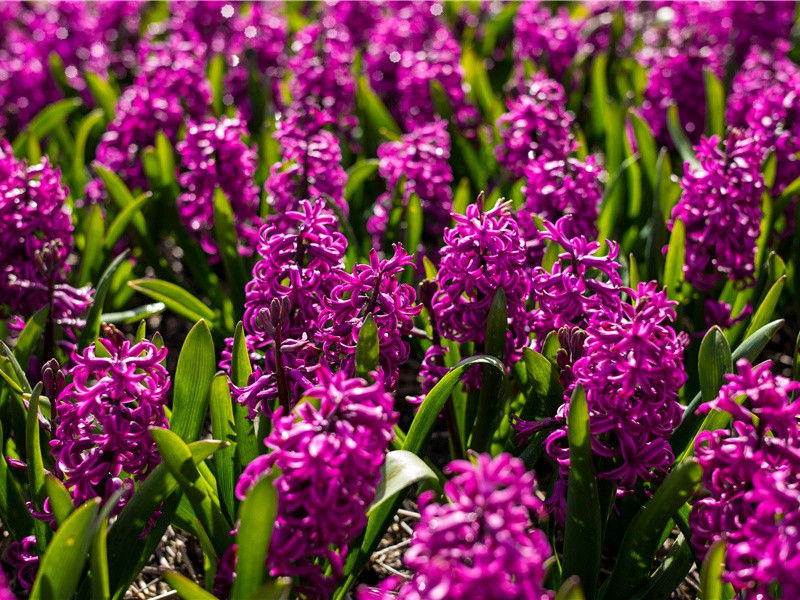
[634,533,694,600]
[210,374,237,519]
[703,69,725,137]
[155,132,177,189]
[170,320,216,443]
[0,340,31,393]
[232,475,279,600]
[743,275,786,339]
[101,302,166,325]
[163,572,218,600]
[623,124,643,219]
[12,98,82,155]
[208,53,226,116]
[590,54,609,137]
[699,540,726,600]
[44,474,75,526]
[0,420,35,538]
[514,348,563,424]
[30,498,101,600]
[84,72,117,121]
[563,386,601,599]
[213,189,249,313]
[355,314,380,379]
[72,109,106,197]
[78,203,105,285]
[78,251,130,349]
[556,577,586,600]
[128,279,216,324]
[697,326,732,404]
[405,192,423,255]
[91,517,110,600]
[367,450,438,516]
[150,428,231,557]
[26,384,48,549]
[629,111,658,192]
[103,193,151,251]
[93,165,147,235]
[663,219,685,301]
[453,177,471,215]
[629,254,641,289]
[247,578,292,600]
[667,104,698,168]
[463,46,502,122]
[12,306,48,371]
[604,460,703,598]
[344,159,379,201]
[356,75,401,136]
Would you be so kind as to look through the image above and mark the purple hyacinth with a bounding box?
[520,155,603,265]
[545,281,687,519]
[317,244,420,388]
[177,114,262,257]
[365,2,478,133]
[235,367,397,599]
[528,217,623,346]
[357,453,553,600]
[0,568,15,600]
[690,359,800,598]
[669,132,764,291]
[288,23,356,129]
[496,74,576,178]
[513,1,585,81]
[4,534,38,591]
[264,109,347,221]
[724,1,797,64]
[236,200,347,416]
[368,117,453,245]
[91,33,211,196]
[0,142,92,327]
[322,0,383,47]
[433,200,531,370]
[51,332,170,510]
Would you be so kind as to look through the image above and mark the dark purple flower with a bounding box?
[513,1,584,81]
[358,453,553,600]
[496,75,575,178]
[235,367,397,599]
[669,132,764,291]
[4,535,38,591]
[177,114,262,257]
[322,0,383,47]
[368,117,453,245]
[690,359,800,598]
[0,568,15,600]
[704,299,752,331]
[51,334,170,510]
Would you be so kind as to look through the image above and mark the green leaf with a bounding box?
[210,374,237,519]
[367,450,438,516]
[128,279,216,324]
[629,254,641,289]
[78,204,105,285]
[515,348,564,422]
[556,577,586,600]
[163,572,218,600]
[663,218,685,301]
[0,340,32,393]
[12,98,82,154]
[703,69,725,137]
[44,474,75,526]
[170,320,216,443]
[405,192,423,255]
[213,189,249,312]
[356,74,401,137]
[604,460,703,598]
[563,386,602,599]
[91,517,110,600]
[743,275,786,339]
[231,323,258,473]
[0,420,35,538]
[634,533,694,600]
[84,72,117,121]
[667,104,699,169]
[103,193,151,251]
[150,428,231,557]
[12,306,48,371]
[629,111,658,192]
[463,45,502,122]
[699,540,726,600]
[697,326,732,405]
[100,302,166,325]
[247,578,293,600]
[344,159,379,201]
[155,132,177,189]
[453,177,471,215]
[78,251,131,349]
[30,498,101,600]
[93,165,147,235]
[26,384,48,549]
[590,54,609,137]
[232,476,279,600]
[72,109,106,197]
[208,54,226,116]
[355,314,380,379]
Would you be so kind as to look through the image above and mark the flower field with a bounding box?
[2,1,800,599]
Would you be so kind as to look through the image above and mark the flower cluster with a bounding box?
[358,453,553,600]
[368,117,453,244]
[669,132,764,290]
[51,333,170,510]
[92,34,211,195]
[545,282,687,519]
[323,0,383,47]
[264,109,347,221]
[433,201,531,368]
[4,535,39,591]
[513,2,585,81]
[365,2,478,132]
[496,74,576,178]
[235,368,397,599]
[177,115,261,257]
[690,359,800,598]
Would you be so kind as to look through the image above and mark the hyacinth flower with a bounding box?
[50,331,170,511]
[0,569,15,600]
[4,534,39,591]
[364,1,478,133]
[689,360,800,598]
[264,108,348,223]
[528,217,623,345]
[235,367,397,599]
[90,32,211,197]
[543,281,687,520]
[496,74,576,178]
[322,0,384,47]
[513,1,585,81]
[288,22,356,131]
[176,114,262,257]
[357,453,553,600]
[317,244,421,388]
[368,117,453,246]
[432,199,531,378]
[669,132,764,291]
